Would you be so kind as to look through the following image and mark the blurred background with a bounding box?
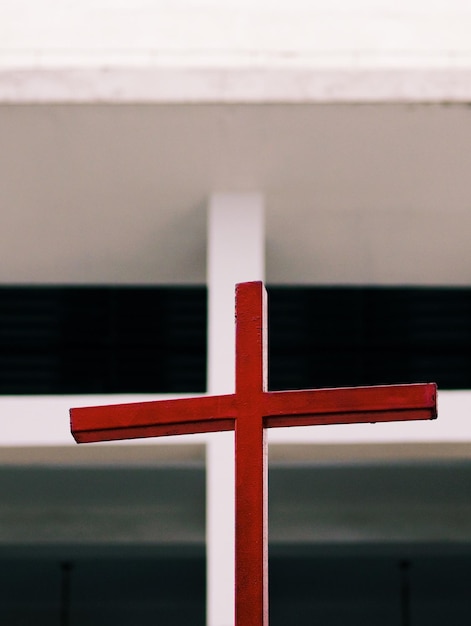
[1,1,471,624]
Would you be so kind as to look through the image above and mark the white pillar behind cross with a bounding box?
[207,193,265,626]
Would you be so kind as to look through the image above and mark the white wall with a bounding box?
[1,0,471,68]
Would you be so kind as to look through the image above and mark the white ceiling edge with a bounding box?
[2,67,471,104]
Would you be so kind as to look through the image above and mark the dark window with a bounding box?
[0,286,470,394]
[0,556,205,626]
[0,287,207,394]
[269,287,471,391]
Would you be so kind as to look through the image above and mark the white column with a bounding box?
[206,193,265,626]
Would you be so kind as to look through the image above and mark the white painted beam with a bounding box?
[1,1,471,73]
[3,68,471,103]
[206,193,265,626]
[0,390,467,447]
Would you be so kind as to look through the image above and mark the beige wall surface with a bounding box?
[1,102,470,285]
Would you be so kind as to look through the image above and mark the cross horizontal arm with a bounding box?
[71,394,237,443]
[263,383,437,428]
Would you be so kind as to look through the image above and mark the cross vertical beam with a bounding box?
[235,282,268,626]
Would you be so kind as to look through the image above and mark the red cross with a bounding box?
[70,281,437,626]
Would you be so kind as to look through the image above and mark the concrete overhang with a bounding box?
[0,67,471,286]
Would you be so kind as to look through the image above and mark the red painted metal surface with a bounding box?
[234,282,269,626]
[70,281,437,626]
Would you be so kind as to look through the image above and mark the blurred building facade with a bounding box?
[1,2,471,624]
